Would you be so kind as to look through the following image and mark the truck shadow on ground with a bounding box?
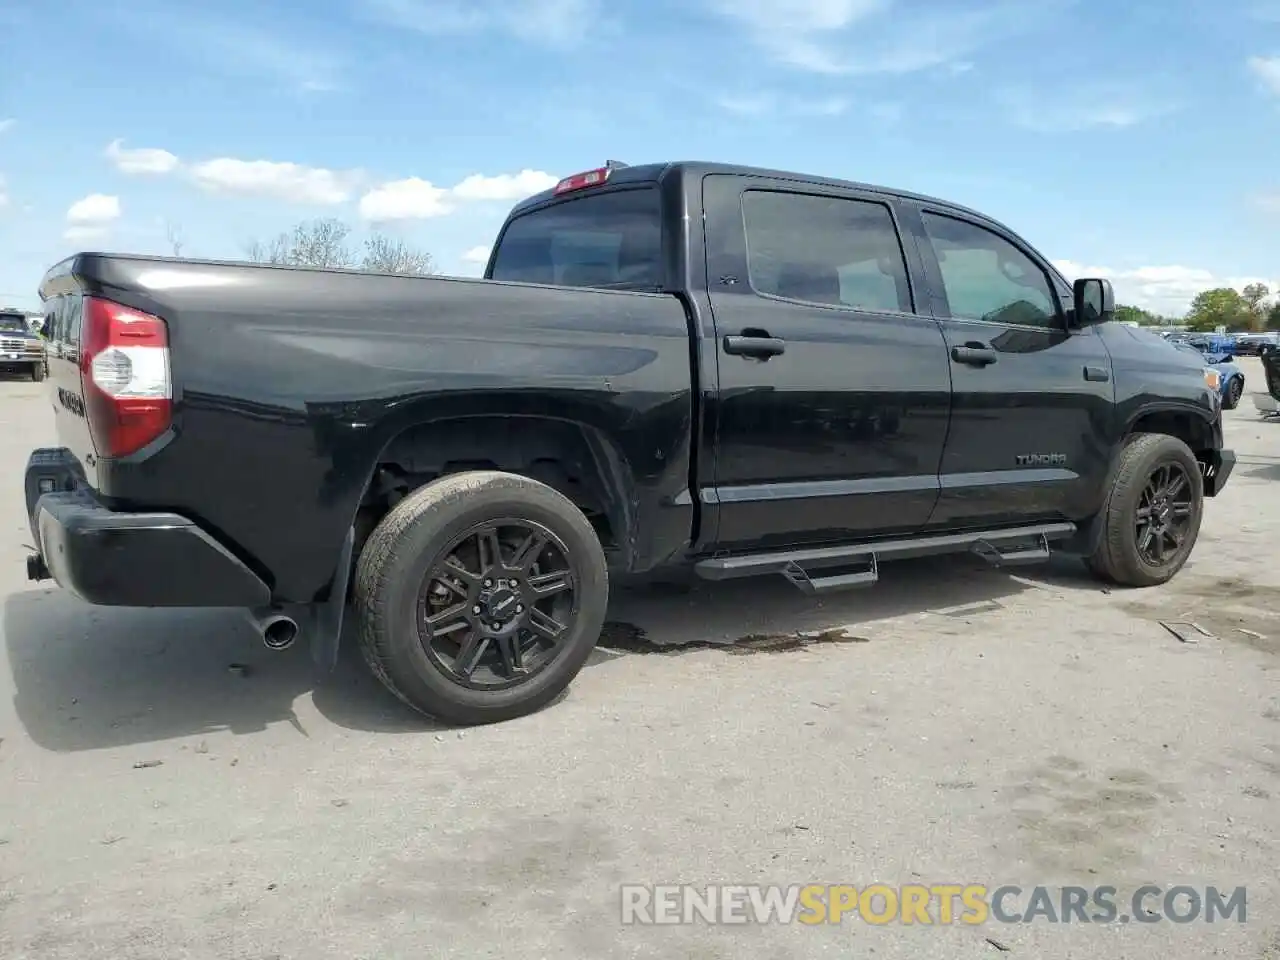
[4,553,1101,752]
[1235,453,1280,483]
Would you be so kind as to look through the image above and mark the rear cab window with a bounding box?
[489,187,663,291]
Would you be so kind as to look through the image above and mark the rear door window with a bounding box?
[740,189,915,315]
[489,187,662,290]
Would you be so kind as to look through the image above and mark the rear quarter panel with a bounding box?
[58,257,696,601]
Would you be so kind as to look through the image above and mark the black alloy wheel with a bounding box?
[1134,462,1195,568]
[417,519,578,690]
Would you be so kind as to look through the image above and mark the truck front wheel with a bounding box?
[30,364,45,383]
[353,470,609,725]
[1085,433,1204,587]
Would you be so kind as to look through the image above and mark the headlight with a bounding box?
[1203,367,1221,392]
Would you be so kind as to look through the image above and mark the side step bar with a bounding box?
[694,522,1075,596]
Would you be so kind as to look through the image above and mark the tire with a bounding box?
[1086,433,1204,588]
[1223,376,1242,410]
[30,364,44,383]
[353,470,609,725]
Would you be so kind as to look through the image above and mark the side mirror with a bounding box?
[1073,277,1115,326]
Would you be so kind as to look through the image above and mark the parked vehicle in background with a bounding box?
[1254,345,1280,418]
[1174,339,1245,409]
[20,160,1236,726]
[0,309,47,381]
[1230,333,1277,356]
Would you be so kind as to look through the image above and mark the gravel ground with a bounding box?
[1,362,1278,960]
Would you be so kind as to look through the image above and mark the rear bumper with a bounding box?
[24,447,271,607]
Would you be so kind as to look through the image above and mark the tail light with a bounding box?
[81,296,172,458]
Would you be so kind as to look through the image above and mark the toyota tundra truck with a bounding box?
[22,160,1235,725]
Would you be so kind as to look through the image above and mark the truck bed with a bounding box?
[38,254,699,601]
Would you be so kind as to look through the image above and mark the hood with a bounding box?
[1119,325,1203,365]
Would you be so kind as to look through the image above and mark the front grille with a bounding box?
[0,337,41,354]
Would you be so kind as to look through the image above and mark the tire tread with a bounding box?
[1087,432,1202,588]
[352,470,608,723]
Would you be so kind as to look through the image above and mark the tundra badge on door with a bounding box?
[1016,453,1067,467]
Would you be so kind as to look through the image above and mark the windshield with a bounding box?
[0,313,29,333]
[489,186,662,290]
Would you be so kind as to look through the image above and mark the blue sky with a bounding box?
[2,0,1279,315]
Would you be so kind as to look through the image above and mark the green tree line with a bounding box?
[1118,282,1279,333]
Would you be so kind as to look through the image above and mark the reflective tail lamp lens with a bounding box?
[81,296,172,458]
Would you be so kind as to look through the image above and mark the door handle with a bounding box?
[724,334,786,359]
[1083,365,1110,382]
[951,343,997,366]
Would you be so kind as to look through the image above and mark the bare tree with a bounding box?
[243,218,433,275]
[165,221,185,257]
[244,218,354,268]
[361,235,435,275]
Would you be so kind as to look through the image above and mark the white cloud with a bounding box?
[0,119,13,135]
[714,93,777,115]
[359,178,453,221]
[1000,83,1176,132]
[0,175,8,209]
[106,139,181,175]
[1257,193,1280,213]
[188,158,355,204]
[66,194,121,225]
[1248,55,1280,96]
[358,168,559,221]
[361,0,598,47]
[714,91,886,121]
[710,0,1070,75]
[462,245,492,263]
[1053,259,1280,316]
[451,169,560,201]
[63,225,109,243]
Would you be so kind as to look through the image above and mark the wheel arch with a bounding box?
[1066,403,1216,558]
[354,414,639,573]
[1123,404,1216,454]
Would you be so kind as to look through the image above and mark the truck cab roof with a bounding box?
[506,160,995,224]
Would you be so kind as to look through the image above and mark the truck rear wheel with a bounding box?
[1086,433,1204,587]
[353,470,609,725]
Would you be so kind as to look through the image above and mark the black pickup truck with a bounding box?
[23,160,1235,725]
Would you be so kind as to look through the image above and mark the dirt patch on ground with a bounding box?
[596,621,871,656]
[1120,576,1280,656]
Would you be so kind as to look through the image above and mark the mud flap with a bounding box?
[310,526,354,674]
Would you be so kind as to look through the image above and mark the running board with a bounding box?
[694,522,1075,596]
